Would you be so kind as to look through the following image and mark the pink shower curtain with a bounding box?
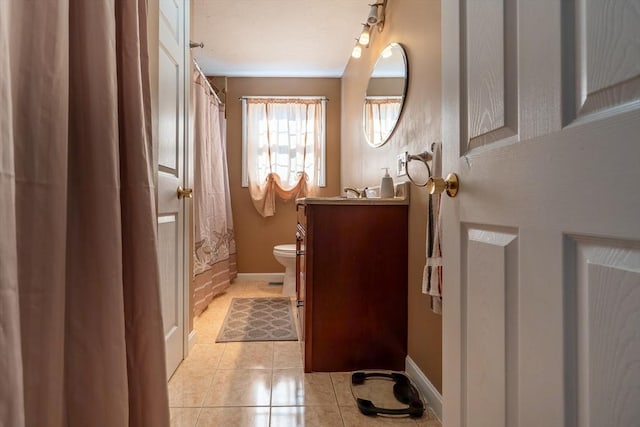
[191,71,237,316]
[1,1,169,426]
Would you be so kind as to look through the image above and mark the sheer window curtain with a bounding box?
[191,70,237,316]
[363,97,402,145]
[244,98,324,217]
[1,1,169,426]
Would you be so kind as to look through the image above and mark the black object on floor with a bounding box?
[351,371,425,418]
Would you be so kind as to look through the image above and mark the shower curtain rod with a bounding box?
[193,59,222,105]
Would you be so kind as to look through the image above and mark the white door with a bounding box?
[441,1,640,426]
[158,0,188,379]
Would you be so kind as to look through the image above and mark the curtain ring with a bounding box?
[406,151,432,187]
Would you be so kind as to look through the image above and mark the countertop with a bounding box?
[297,182,410,206]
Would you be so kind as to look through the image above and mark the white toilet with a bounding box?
[273,244,297,297]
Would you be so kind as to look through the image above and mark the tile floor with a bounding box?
[169,280,441,427]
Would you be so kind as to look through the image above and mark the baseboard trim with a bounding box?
[405,356,442,421]
[188,329,198,354]
[234,273,284,282]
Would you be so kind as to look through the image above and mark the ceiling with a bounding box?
[191,0,371,77]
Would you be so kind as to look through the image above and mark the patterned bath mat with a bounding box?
[216,297,298,342]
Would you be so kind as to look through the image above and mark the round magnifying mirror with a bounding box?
[362,43,408,147]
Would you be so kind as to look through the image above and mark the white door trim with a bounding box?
[181,0,192,362]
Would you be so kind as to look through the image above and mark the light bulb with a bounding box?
[352,44,362,59]
[381,45,392,58]
[358,24,370,45]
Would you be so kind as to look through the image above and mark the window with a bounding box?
[241,97,326,189]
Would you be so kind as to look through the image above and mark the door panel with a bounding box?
[158,215,179,337]
[158,0,186,379]
[464,228,518,427]
[567,237,640,427]
[465,0,518,148]
[576,0,640,117]
[158,51,179,172]
[442,0,640,426]
[160,0,180,41]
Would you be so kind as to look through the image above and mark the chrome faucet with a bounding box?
[343,187,368,198]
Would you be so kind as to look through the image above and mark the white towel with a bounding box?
[421,142,443,314]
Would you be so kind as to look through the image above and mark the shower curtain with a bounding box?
[1,0,169,426]
[191,70,237,317]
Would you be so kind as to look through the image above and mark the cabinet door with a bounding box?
[295,205,306,343]
[307,204,408,372]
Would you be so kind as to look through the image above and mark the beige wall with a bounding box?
[225,78,342,273]
[341,0,442,391]
[367,77,405,96]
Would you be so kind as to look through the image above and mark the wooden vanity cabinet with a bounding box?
[295,202,408,372]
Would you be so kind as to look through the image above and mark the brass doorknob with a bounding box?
[426,173,459,197]
[177,186,193,199]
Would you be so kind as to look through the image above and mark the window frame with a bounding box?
[241,96,327,188]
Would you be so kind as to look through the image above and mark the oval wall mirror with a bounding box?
[363,43,408,148]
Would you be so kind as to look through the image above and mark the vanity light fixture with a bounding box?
[351,0,387,60]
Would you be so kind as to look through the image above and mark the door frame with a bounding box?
[441,0,463,424]
[182,0,193,361]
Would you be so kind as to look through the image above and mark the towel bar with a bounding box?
[406,151,432,187]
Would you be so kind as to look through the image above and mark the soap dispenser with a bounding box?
[380,167,395,198]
